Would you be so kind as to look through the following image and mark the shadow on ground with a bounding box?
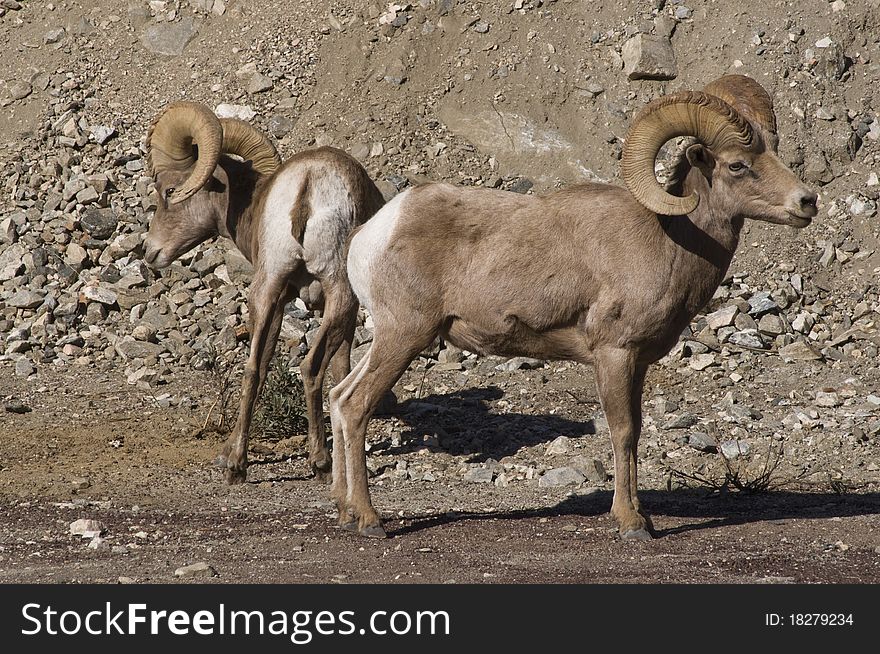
[380,386,598,462]
[389,489,880,538]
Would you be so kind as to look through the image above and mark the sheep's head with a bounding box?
[621,77,817,227]
[144,102,281,268]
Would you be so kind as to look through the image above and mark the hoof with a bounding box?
[620,528,653,542]
[309,456,332,480]
[339,520,358,533]
[223,467,247,485]
[312,468,332,484]
[359,523,387,539]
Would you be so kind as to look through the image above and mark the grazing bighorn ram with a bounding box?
[143,102,384,482]
[329,75,818,540]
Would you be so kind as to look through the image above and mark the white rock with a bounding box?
[81,284,118,306]
[545,435,573,456]
[689,353,716,370]
[70,518,105,538]
[706,305,738,329]
[214,103,256,121]
[174,562,217,577]
[815,391,841,407]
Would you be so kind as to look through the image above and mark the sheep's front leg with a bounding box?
[332,327,434,538]
[217,271,288,484]
[328,348,371,529]
[594,347,653,541]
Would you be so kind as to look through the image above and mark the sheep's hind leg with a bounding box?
[299,275,358,480]
[216,272,289,484]
[594,347,653,541]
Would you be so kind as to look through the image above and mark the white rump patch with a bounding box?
[301,172,358,280]
[260,168,306,275]
[347,189,409,313]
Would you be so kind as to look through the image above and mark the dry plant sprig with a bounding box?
[195,344,241,436]
[665,440,816,494]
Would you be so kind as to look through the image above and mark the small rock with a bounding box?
[674,6,693,19]
[757,314,785,336]
[815,391,841,407]
[174,562,217,578]
[622,34,677,81]
[706,305,739,329]
[545,435,573,456]
[0,243,26,280]
[214,103,256,121]
[663,413,699,429]
[4,399,31,414]
[14,359,34,377]
[44,28,66,44]
[472,21,490,33]
[689,353,716,370]
[70,518,105,538]
[539,467,586,488]
[7,290,44,309]
[81,284,118,306]
[779,341,823,363]
[728,329,765,349]
[570,456,607,483]
[80,208,117,240]
[720,439,751,460]
[268,114,294,139]
[747,291,777,315]
[383,58,407,85]
[246,73,273,94]
[815,36,833,48]
[115,340,164,360]
[141,17,197,56]
[687,432,717,453]
[462,468,494,484]
[496,357,544,372]
[8,81,32,101]
[89,125,116,145]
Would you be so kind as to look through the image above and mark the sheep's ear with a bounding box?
[686,144,716,180]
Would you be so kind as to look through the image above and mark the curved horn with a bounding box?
[146,101,222,205]
[219,118,282,176]
[703,74,778,150]
[621,91,754,215]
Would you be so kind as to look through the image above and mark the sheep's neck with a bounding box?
[217,158,263,264]
[664,165,743,316]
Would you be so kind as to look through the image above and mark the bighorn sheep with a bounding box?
[143,102,385,482]
[328,75,818,540]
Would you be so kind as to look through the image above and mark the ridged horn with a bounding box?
[146,101,222,205]
[703,74,778,150]
[219,118,282,176]
[621,91,754,216]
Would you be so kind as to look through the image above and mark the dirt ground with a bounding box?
[2,0,880,585]
[1,361,878,585]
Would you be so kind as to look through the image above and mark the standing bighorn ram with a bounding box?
[143,102,384,482]
[329,75,818,540]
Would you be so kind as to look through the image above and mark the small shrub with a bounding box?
[665,440,814,494]
[253,360,308,441]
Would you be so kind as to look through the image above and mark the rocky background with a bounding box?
[1,1,879,582]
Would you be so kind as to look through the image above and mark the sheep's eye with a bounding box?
[728,162,747,173]
[164,187,175,199]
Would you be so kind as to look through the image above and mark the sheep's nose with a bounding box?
[799,190,819,216]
